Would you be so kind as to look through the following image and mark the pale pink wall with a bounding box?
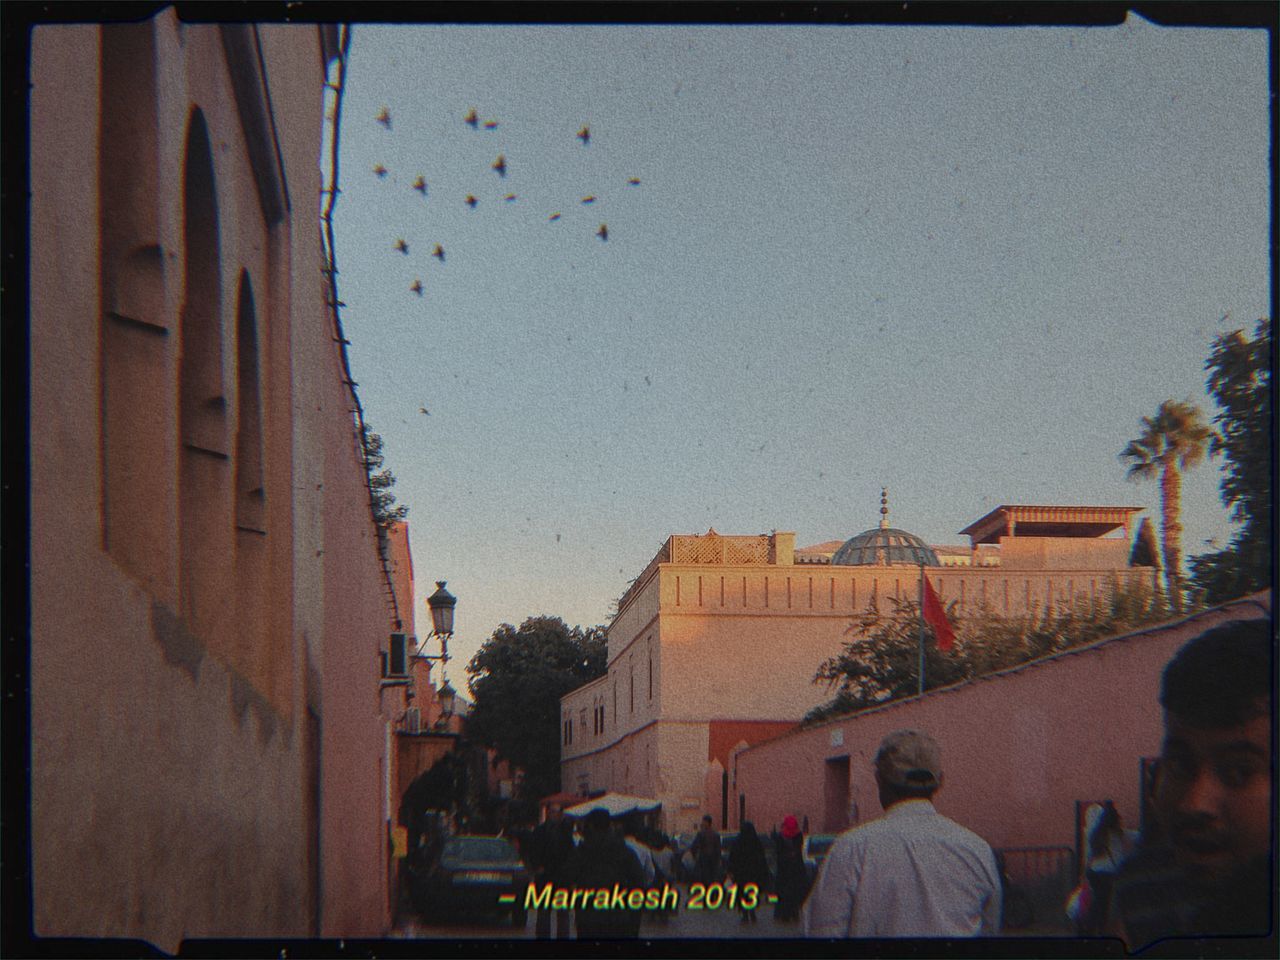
[31,16,392,948]
[320,357,395,935]
[735,594,1271,847]
[1000,536,1131,571]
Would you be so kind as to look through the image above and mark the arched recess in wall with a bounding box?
[234,272,265,533]
[179,107,233,650]
[234,270,270,691]
[100,21,171,595]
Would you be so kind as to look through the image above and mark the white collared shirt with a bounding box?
[802,799,1002,938]
[624,835,657,886]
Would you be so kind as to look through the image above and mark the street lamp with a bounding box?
[417,580,456,678]
[437,681,457,719]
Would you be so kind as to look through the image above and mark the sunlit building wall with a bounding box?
[561,506,1156,830]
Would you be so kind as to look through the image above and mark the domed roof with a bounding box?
[830,527,940,567]
[830,488,940,567]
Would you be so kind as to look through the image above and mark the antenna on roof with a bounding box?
[880,487,890,530]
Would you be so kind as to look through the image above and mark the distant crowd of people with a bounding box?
[512,617,1271,946]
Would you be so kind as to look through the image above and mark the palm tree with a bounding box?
[1120,400,1212,613]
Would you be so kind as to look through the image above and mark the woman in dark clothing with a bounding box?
[563,809,646,939]
[774,815,807,923]
[727,821,771,923]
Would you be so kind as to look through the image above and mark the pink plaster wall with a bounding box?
[30,16,393,948]
[735,594,1271,847]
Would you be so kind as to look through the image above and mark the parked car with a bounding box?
[802,833,838,883]
[411,835,530,927]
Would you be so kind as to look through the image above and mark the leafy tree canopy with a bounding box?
[465,616,607,801]
[361,422,408,529]
[1119,399,1212,613]
[1189,318,1272,605]
[805,580,1170,725]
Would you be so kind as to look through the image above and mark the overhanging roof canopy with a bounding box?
[960,505,1144,545]
[562,792,662,819]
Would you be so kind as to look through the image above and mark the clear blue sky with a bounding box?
[330,16,1270,683]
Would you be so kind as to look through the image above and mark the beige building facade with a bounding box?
[561,505,1156,831]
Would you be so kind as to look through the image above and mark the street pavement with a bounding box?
[394,881,805,941]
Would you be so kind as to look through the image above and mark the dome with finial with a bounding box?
[830,488,941,567]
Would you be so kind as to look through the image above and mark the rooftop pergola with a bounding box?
[959,505,1144,547]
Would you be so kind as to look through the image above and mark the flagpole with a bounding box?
[918,560,926,696]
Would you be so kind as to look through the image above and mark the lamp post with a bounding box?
[437,681,456,719]
[417,578,456,677]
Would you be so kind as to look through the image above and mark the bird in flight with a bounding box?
[418,406,431,416]
[483,119,499,130]
[548,212,562,222]
[577,124,590,145]
[464,108,479,128]
[596,223,609,241]
[374,164,388,178]
[503,193,517,202]
[581,195,597,205]
[376,106,391,128]
[464,194,478,208]
[394,238,409,254]
[412,175,427,195]
[626,177,641,186]
[432,244,445,262]
[410,279,423,296]
[492,154,507,177]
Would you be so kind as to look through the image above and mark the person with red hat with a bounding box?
[774,814,808,922]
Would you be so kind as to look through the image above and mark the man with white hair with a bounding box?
[803,729,1002,937]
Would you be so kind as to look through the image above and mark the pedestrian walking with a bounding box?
[529,804,574,939]
[773,815,807,923]
[727,821,770,923]
[1067,800,1135,934]
[563,809,646,939]
[803,729,1002,937]
[690,814,721,885]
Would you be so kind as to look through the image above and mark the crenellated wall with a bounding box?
[562,525,1158,832]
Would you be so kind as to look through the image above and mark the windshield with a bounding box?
[442,838,517,863]
[808,836,836,857]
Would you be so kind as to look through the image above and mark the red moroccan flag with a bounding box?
[922,575,956,652]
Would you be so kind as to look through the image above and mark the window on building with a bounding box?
[234,274,265,535]
[233,273,271,691]
[178,108,232,648]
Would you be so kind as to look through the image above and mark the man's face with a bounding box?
[1154,708,1271,885]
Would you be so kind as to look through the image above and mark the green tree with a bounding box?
[1128,516,1162,570]
[465,617,607,801]
[1188,319,1273,604]
[1119,400,1212,613]
[361,421,408,529]
[806,579,1168,724]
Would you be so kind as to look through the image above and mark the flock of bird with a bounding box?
[368,105,642,298]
